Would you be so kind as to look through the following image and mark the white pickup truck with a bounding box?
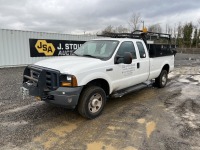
[21,31,176,119]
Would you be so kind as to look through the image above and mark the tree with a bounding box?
[128,12,141,31]
[101,25,129,34]
[183,22,193,48]
[148,23,162,33]
[197,29,200,48]
[172,24,177,45]
[115,25,129,33]
[165,24,173,35]
[176,22,183,47]
[101,25,115,34]
[192,28,198,48]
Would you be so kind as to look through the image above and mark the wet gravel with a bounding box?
[0,53,200,150]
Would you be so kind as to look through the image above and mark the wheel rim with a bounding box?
[162,73,167,85]
[88,93,103,113]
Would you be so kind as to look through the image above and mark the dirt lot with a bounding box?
[0,53,200,150]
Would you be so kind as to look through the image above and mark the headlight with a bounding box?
[60,74,78,87]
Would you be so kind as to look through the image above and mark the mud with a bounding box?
[0,53,200,150]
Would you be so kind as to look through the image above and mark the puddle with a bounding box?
[34,122,77,149]
[50,122,77,137]
[146,121,156,138]
[107,126,121,130]
[181,86,199,99]
[137,118,146,124]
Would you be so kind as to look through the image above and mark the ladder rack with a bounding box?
[97,30,171,45]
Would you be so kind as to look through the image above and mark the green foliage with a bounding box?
[101,17,200,48]
[176,23,183,47]
[198,29,200,48]
[183,22,193,48]
[192,28,198,47]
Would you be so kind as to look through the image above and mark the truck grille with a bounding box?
[45,71,59,90]
[23,65,60,91]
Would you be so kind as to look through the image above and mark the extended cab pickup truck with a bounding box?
[21,31,176,119]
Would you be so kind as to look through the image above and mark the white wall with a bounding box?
[0,29,97,67]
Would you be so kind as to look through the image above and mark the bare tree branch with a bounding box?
[128,12,141,31]
[101,25,114,34]
[198,18,200,26]
[101,25,129,34]
[148,23,162,33]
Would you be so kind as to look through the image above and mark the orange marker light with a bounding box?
[142,27,148,33]
[61,82,72,87]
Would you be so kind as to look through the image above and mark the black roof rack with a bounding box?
[97,30,171,45]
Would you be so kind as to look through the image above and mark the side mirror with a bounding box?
[124,52,132,64]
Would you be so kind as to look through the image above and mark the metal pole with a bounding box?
[141,20,144,29]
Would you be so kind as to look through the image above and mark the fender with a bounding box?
[160,55,174,73]
[77,72,114,94]
[149,55,174,80]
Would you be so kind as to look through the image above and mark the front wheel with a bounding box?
[78,86,106,119]
[155,70,168,88]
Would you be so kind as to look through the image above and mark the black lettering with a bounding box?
[43,44,47,51]
[37,42,43,48]
[48,46,53,52]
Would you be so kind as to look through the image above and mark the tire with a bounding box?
[155,70,168,88]
[78,86,106,119]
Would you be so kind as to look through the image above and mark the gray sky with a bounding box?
[0,0,200,34]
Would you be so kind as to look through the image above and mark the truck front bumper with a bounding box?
[22,83,83,109]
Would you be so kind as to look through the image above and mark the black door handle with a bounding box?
[137,63,140,68]
[106,68,113,72]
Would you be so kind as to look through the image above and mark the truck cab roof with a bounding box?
[92,38,144,43]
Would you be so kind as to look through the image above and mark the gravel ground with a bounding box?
[0,53,200,150]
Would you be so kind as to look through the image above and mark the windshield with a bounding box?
[74,40,119,59]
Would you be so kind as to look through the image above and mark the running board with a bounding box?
[110,81,152,98]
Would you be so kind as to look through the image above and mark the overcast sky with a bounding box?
[0,0,200,34]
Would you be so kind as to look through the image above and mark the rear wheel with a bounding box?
[155,70,168,88]
[78,86,106,119]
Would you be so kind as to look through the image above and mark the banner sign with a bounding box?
[29,39,86,57]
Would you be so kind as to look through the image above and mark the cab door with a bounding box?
[111,41,141,91]
[134,41,150,82]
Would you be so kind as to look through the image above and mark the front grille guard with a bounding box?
[23,65,60,96]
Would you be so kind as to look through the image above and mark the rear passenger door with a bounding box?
[135,41,150,82]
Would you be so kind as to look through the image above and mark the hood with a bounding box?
[34,56,102,74]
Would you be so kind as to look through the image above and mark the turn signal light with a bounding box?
[61,76,78,87]
[61,82,72,87]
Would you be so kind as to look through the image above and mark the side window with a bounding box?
[136,42,146,58]
[117,41,137,59]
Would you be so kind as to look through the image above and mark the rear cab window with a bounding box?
[136,41,146,58]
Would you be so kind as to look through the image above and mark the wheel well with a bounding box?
[84,79,110,96]
[162,64,170,73]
